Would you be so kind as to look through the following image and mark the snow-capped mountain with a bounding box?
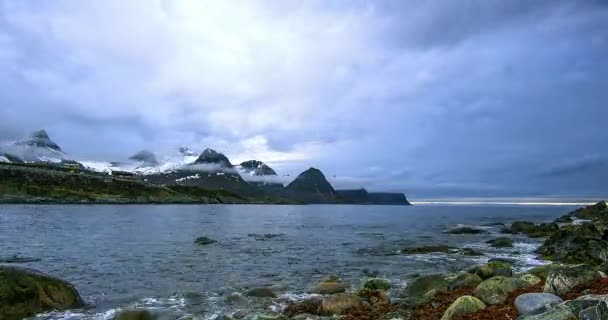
[82,147,200,175]
[0,130,78,165]
[238,160,277,176]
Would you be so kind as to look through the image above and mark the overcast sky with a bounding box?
[1,0,607,199]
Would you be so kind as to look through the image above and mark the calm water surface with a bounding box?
[0,204,577,319]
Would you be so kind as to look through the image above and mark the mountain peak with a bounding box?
[18,129,62,151]
[286,167,336,196]
[240,160,277,176]
[194,148,232,167]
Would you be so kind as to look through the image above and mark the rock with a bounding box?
[194,236,217,245]
[504,221,559,238]
[461,248,484,256]
[560,295,607,315]
[486,237,514,248]
[310,276,347,294]
[225,292,249,305]
[440,296,486,320]
[246,288,276,298]
[114,310,154,320]
[284,298,322,317]
[598,300,608,319]
[402,274,447,298]
[544,264,600,295]
[528,264,561,280]
[244,313,287,320]
[579,306,600,320]
[473,261,513,280]
[569,201,608,221]
[318,293,362,315]
[519,274,542,286]
[447,272,483,291]
[519,306,577,320]
[514,293,563,316]
[358,289,390,306]
[0,266,84,320]
[362,278,391,291]
[400,245,456,254]
[445,227,489,234]
[536,223,608,265]
[473,276,520,305]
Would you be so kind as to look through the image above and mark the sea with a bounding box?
[0,203,582,319]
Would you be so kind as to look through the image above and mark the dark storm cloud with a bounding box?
[0,0,607,199]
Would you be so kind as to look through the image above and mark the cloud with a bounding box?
[0,0,607,198]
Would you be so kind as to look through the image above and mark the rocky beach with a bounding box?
[1,202,607,320]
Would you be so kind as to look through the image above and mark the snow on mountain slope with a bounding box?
[0,155,10,163]
[81,148,199,175]
[0,130,75,164]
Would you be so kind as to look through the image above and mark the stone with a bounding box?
[400,245,455,254]
[536,223,608,265]
[310,276,347,294]
[579,307,599,320]
[445,227,489,234]
[544,264,600,295]
[519,274,542,287]
[194,236,217,245]
[284,298,322,317]
[246,288,276,298]
[519,306,577,320]
[514,293,563,316]
[358,289,390,306]
[447,272,483,291]
[474,261,513,280]
[473,276,519,305]
[440,296,485,320]
[318,293,362,315]
[402,274,447,298]
[0,266,84,320]
[114,310,154,320]
[225,292,249,305]
[362,278,391,291]
[486,237,514,248]
[560,297,602,315]
[527,264,560,280]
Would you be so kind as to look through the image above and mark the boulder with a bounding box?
[447,272,483,291]
[519,306,577,320]
[361,278,391,291]
[114,310,153,320]
[486,237,514,248]
[519,274,542,287]
[473,276,520,305]
[536,223,608,265]
[318,293,362,315]
[440,296,485,320]
[400,245,455,254]
[473,261,513,280]
[569,201,608,221]
[310,275,347,294]
[527,264,561,280]
[402,274,447,298]
[561,295,608,315]
[246,288,276,298]
[514,293,562,316]
[284,298,322,317]
[544,264,600,295]
[504,221,559,238]
[0,266,83,320]
[358,289,390,306]
[578,306,599,320]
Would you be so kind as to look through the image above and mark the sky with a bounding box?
[0,0,607,199]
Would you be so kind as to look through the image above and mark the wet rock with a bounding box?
[318,293,362,315]
[561,295,607,315]
[440,295,486,320]
[0,255,42,263]
[445,227,489,234]
[461,248,484,256]
[402,274,447,298]
[486,237,514,248]
[536,223,608,265]
[527,264,561,280]
[473,276,520,305]
[194,236,217,245]
[400,245,456,254]
[246,288,276,298]
[0,266,84,320]
[244,313,287,320]
[114,310,154,320]
[447,272,483,291]
[567,201,608,221]
[543,264,600,295]
[310,275,347,294]
[504,221,558,238]
[514,293,562,316]
[362,278,391,291]
[472,260,513,280]
[225,292,249,305]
